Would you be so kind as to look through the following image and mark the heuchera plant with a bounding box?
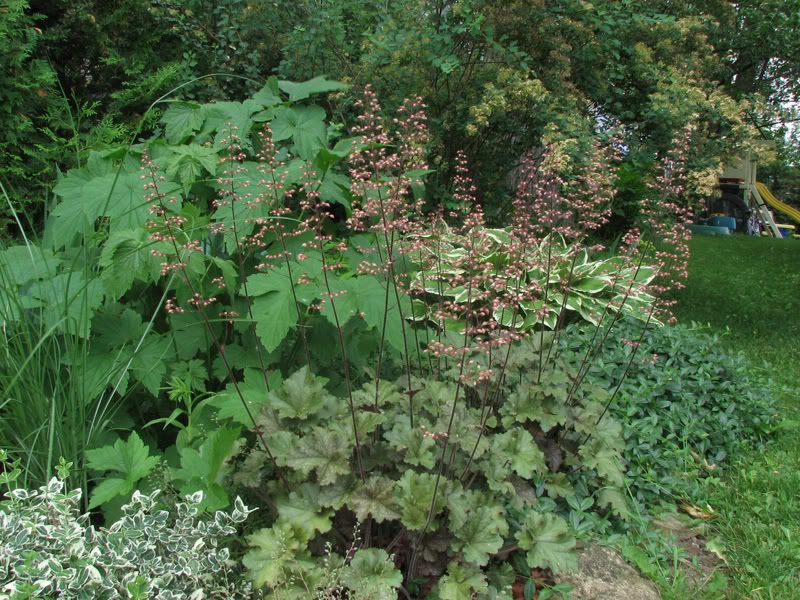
[19,77,691,597]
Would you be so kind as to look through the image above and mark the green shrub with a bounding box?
[0,0,54,229]
[0,455,257,599]
[560,320,778,503]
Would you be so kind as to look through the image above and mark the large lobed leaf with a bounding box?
[341,549,402,599]
[85,432,159,509]
[514,511,577,573]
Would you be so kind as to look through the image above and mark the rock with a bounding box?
[555,545,660,600]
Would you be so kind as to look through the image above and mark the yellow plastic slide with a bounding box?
[756,182,800,224]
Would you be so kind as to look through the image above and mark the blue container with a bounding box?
[688,224,731,236]
[709,216,737,232]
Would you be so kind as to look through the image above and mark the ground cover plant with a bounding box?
[0,75,713,597]
[561,319,777,504]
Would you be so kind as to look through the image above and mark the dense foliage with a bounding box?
[0,453,256,599]
[562,320,778,503]
[0,1,791,596]
[0,78,675,596]
[4,0,800,232]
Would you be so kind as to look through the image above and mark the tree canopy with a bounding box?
[3,0,800,229]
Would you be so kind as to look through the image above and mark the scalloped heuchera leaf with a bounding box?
[352,379,406,409]
[317,475,358,510]
[479,428,546,497]
[349,410,386,435]
[275,484,333,539]
[447,490,509,566]
[341,548,402,599]
[572,397,610,435]
[383,420,437,468]
[492,428,546,479]
[579,437,625,487]
[348,476,400,523]
[433,403,488,456]
[395,470,448,531]
[597,486,629,517]
[514,512,577,573]
[280,427,353,485]
[416,380,460,414]
[545,472,575,499]
[438,561,489,600]
[267,366,333,420]
[590,410,624,445]
[500,370,571,431]
[479,455,516,496]
[486,563,516,599]
[243,522,319,590]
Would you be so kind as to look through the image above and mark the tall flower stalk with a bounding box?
[640,124,696,323]
[141,151,287,491]
[347,87,430,422]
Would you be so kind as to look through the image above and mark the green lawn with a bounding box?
[674,235,800,377]
[673,235,800,599]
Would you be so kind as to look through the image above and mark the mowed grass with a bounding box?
[673,234,800,375]
[673,234,800,599]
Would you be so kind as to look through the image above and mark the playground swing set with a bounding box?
[690,154,800,239]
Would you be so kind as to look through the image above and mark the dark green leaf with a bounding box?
[278,76,349,102]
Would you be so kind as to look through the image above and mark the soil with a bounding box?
[651,510,725,591]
